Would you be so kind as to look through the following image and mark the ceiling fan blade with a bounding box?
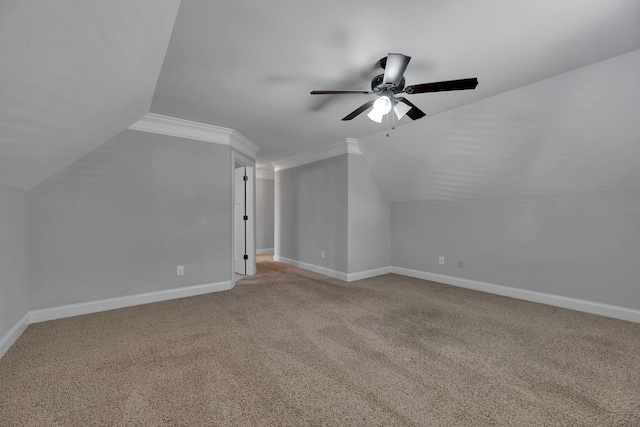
[396,97,426,120]
[341,100,376,121]
[405,78,478,94]
[382,53,411,86]
[311,90,372,95]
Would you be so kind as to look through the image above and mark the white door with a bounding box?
[244,166,255,275]
[234,167,246,275]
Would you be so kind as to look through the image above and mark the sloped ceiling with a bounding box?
[358,49,640,202]
[2,1,640,198]
[0,0,181,190]
[151,0,640,182]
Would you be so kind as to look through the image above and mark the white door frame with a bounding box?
[231,150,256,282]
[234,166,247,275]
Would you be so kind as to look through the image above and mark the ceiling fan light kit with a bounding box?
[311,53,478,124]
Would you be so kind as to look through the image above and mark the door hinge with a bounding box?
[243,254,248,260]
[243,175,248,181]
[243,215,248,221]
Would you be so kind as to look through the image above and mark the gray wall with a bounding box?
[29,130,232,310]
[391,190,640,310]
[256,178,274,251]
[275,153,392,275]
[0,184,29,339]
[348,155,391,273]
[276,154,348,273]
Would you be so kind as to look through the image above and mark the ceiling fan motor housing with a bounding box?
[371,74,405,93]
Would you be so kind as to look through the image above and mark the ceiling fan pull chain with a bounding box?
[386,105,396,138]
[386,110,390,137]
[393,103,396,130]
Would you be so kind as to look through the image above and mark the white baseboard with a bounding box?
[391,267,640,323]
[0,312,30,360]
[258,256,640,322]
[29,281,233,324]
[273,256,391,282]
[347,266,392,282]
[256,248,274,255]
[4,267,638,362]
[274,255,349,281]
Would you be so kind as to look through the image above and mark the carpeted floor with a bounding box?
[1,255,639,426]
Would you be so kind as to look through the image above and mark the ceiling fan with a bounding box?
[310,53,478,123]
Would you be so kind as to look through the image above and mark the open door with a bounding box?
[232,152,255,280]
[234,166,247,275]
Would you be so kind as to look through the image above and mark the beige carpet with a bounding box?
[1,255,639,426]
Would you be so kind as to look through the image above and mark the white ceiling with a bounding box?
[0,0,180,190]
[151,0,640,177]
[1,0,640,199]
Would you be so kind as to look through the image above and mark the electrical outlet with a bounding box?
[177,265,184,276]
[439,256,445,265]
[458,260,463,268]
[321,250,326,259]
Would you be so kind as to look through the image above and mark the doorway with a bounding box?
[232,153,255,279]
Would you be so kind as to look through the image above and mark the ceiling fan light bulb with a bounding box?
[373,96,392,115]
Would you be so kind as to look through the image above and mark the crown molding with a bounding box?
[272,138,361,172]
[256,169,275,180]
[128,113,260,159]
[229,131,261,160]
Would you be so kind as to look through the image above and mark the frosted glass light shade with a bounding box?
[367,96,392,123]
[367,109,384,123]
[394,101,412,119]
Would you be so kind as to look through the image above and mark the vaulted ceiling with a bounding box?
[1,0,640,200]
[0,0,181,190]
[359,49,640,202]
